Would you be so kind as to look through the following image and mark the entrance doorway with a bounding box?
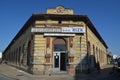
[53,38,67,71]
[53,52,66,71]
[60,52,66,70]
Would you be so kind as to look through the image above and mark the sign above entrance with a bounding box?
[62,27,85,33]
[44,33,75,36]
[31,27,85,33]
[31,27,61,33]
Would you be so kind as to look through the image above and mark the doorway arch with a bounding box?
[53,38,67,71]
[53,38,66,51]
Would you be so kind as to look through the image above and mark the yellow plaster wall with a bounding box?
[33,34,46,70]
[87,25,107,66]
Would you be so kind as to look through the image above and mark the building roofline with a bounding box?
[3,13,108,54]
[32,14,108,48]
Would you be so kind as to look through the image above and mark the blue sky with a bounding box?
[0,0,120,56]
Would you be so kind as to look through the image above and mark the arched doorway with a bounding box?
[93,45,96,68]
[87,41,91,66]
[53,38,67,71]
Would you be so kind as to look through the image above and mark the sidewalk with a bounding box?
[83,64,120,80]
[0,63,117,80]
[0,64,73,80]
[0,64,35,80]
[74,64,114,80]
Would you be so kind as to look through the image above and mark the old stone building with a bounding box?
[3,6,108,75]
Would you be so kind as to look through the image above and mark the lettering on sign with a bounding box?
[62,27,85,33]
[31,27,85,33]
[31,27,61,33]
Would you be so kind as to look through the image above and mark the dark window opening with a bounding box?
[54,44,66,51]
[58,20,62,24]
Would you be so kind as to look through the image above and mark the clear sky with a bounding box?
[0,0,120,56]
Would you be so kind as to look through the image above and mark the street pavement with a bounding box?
[0,63,120,80]
[0,73,17,80]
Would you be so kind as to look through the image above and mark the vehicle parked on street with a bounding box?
[117,58,120,68]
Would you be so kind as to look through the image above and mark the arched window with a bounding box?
[53,38,66,51]
[87,41,91,55]
[96,47,99,62]
[93,45,95,56]
[27,41,31,66]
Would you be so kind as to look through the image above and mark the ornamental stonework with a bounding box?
[47,6,73,14]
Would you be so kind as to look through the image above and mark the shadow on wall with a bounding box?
[74,54,97,80]
[74,58,119,80]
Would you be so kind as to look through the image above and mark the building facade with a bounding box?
[3,6,108,75]
[0,52,2,62]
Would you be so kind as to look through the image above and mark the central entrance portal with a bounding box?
[53,38,67,71]
[53,52,66,71]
